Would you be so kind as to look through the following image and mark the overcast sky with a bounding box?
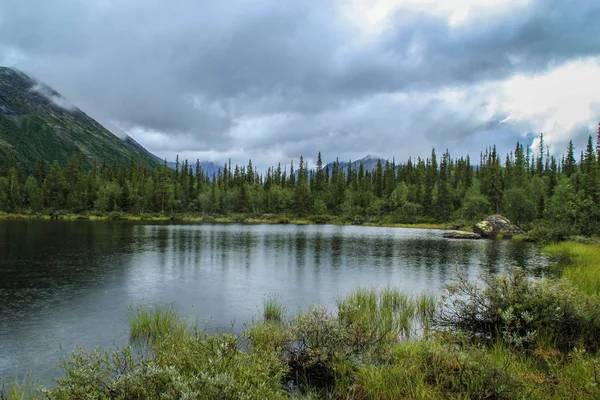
[2,0,600,169]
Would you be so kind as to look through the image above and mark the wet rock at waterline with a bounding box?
[443,231,482,239]
[473,215,522,239]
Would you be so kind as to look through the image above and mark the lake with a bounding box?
[0,220,549,383]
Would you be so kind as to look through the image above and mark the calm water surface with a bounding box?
[0,220,550,383]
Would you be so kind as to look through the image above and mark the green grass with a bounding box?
[128,303,192,344]
[15,270,600,398]
[263,295,285,322]
[0,375,43,400]
[544,241,600,295]
[336,288,435,342]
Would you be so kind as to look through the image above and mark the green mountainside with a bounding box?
[0,67,161,170]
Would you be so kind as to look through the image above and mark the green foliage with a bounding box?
[435,268,600,352]
[2,131,600,239]
[16,273,600,399]
[459,181,490,222]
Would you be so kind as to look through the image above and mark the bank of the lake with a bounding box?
[5,242,600,399]
[0,211,469,231]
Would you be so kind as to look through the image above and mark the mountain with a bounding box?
[165,160,222,178]
[0,67,161,170]
[324,154,386,173]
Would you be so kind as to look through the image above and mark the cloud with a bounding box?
[30,83,77,111]
[1,0,599,169]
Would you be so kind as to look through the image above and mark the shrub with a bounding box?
[106,211,127,221]
[434,268,600,352]
[201,215,216,223]
[46,313,289,399]
[286,306,347,392]
[311,215,331,225]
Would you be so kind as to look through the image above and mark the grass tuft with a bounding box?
[263,295,285,322]
[128,303,192,344]
[0,375,43,400]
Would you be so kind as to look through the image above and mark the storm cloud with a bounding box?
[1,0,600,168]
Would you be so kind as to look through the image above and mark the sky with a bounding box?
[1,0,600,169]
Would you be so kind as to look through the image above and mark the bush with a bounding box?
[232,215,248,223]
[201,215,216,223]
[527,221,564,243]
[311,215,331,225]
[46,313,289,399]
[106,211,127,220]
[434,268,600,352]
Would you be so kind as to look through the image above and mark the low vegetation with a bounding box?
[5,245,600,399]
[544,241,600,295]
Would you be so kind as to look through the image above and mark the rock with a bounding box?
[473,215,521,239]
[443,231,482,239]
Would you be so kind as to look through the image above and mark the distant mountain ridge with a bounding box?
[164,160,222,178]
[163,154,386,178]
[0,67,161,170]
[324,154,386,173]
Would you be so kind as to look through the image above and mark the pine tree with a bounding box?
[565,140,576,177]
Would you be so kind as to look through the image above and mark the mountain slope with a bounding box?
[0,67,161,170]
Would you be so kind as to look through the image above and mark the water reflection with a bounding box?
[0,221,550,383]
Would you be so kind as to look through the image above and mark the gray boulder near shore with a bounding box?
[473,215,522,239]
[443,215,522,240]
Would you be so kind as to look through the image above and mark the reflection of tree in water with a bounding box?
[504,241,550,277]
[294,231,307,268]
[312,232,323,268]
[0,220,142,315]
[330,233,343,270]
[481,240,502,274]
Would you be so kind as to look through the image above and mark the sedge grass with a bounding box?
[336,288,435,341]
[544,241,600,295]
[263,295,285,322]
[0,375,43,400]
[128,303,192,344]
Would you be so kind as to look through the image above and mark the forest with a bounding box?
[1,129,600,241]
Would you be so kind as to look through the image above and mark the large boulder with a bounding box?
[473,215,521,239]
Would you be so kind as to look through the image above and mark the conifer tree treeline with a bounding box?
[2,128,600,239]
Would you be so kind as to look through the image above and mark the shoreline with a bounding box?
[0,212,466,231]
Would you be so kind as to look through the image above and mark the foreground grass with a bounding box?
[0,375,43,400]
[6,245,600,399]
[9,274,600,399]
[544,241,600,295]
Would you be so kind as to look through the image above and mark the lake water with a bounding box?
[0,220,550,383]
